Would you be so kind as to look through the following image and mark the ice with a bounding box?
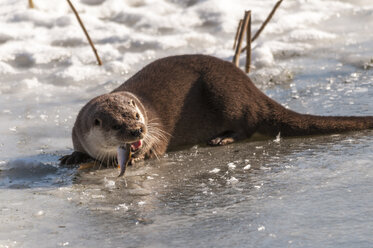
[227,176,239,184]
[257,225,265,231]
[35,210,45,216]
[209,168,220,173]
[287,28,337,42]
[274,132,281,143]
[114,203,129,211]
[227,162,236,169]
[253,45,275,68]
[0,61,15,74]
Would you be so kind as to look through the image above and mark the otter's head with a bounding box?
[78,92,147,159]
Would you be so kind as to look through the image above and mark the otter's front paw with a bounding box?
[59,151,93,167]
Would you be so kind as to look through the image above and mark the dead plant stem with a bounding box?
[245,11,251,73]
[66,0,103,66]
[233,19,243,50]
[232,11,250,67]
[241,0,283,53]
[28,0,34,8]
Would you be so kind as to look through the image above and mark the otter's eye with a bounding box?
[136,113,140,120]
[112,125,121,130]
[94,118,101,126]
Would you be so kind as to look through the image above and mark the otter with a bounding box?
[60,54,373,166]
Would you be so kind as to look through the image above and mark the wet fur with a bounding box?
[61,54,373,165]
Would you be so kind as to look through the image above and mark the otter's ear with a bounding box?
[129,100,136,107]
[94,118,102,127]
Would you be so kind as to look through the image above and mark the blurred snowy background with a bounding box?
[0,0,372,159]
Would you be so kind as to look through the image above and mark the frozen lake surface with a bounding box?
[1,0,373,247]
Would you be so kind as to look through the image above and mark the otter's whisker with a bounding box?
[97,151,104,170]
[110,154,116,169]
[94,151,101,169]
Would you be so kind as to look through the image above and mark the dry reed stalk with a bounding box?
[232,11,250,67]
[245,11,251,73]
[241,0,283,53]
[233,19,243,49]
[28,0,34,8]
[66,0,103,66]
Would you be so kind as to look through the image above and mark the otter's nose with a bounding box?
[130,128,143,137]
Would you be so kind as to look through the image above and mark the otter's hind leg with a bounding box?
[208,131,245,146]
[59,151,93,167]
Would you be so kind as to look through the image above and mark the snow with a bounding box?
[1,0,373,247]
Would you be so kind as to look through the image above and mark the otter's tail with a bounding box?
[264,108,373,137]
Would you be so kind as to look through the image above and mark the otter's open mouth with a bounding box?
[130,140,142,152]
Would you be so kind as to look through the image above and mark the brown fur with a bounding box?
[60,54,373,165]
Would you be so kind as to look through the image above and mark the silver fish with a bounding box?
[117,143,132,177]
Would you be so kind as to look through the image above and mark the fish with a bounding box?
[117,143,132,177]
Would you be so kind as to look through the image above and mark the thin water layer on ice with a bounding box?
[1,0,373,247]
[3,132,372,247]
